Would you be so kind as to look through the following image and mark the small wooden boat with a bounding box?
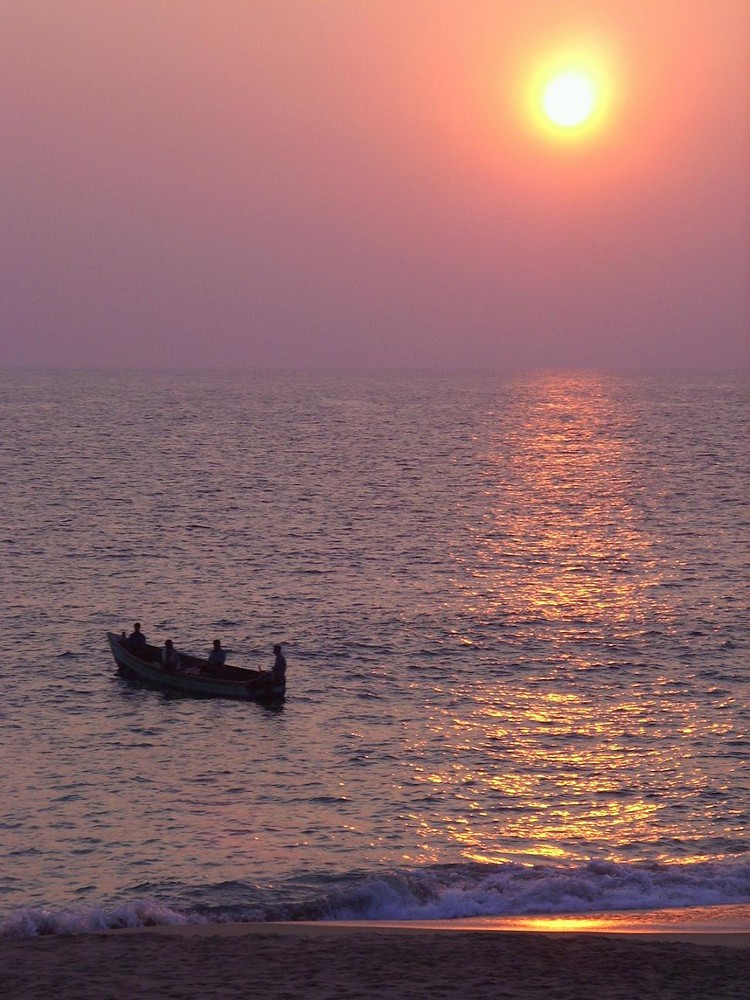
[107,632,284,701]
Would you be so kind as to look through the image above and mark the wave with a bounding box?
[3,860,749,939]
[0,899,200,939]
[314,860,750,923]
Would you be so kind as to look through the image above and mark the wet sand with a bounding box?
[1,911,748,1000]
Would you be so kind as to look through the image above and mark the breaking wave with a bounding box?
[3,860,749,938]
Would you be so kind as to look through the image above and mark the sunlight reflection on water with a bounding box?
[401,373,746,869]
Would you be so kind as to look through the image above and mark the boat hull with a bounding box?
[107,633,283,701]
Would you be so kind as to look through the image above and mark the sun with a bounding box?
[542,70,597,128]
[525,41,615,142]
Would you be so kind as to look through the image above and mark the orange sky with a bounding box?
[1,0,747,370]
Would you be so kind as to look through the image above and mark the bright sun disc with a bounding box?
[542,70,597,128]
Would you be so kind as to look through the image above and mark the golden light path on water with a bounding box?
[400,376,731,868]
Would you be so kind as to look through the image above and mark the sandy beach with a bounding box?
[2,919,748,1000]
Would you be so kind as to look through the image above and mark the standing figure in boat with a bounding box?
[271,644,287,695]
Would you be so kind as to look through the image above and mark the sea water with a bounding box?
[0,369,747,936]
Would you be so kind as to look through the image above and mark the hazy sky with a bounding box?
[2,1,748,370]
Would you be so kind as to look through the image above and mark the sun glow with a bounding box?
[527,41,615,141]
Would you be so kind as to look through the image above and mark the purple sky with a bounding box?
[1,1,747,371]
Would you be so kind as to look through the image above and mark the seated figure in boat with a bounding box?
[127,622,147,652]
[161,639,180,671]
[208,639,226,666]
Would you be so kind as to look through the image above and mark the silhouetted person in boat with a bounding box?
[270,644,287,695]
[208,639,226,666]
[161,639,180,670]
[127,622,147,652]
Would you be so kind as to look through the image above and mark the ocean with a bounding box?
[0,369,748,937]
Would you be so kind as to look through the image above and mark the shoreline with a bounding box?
[3,907,748,1000]
[112,903,750,949]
